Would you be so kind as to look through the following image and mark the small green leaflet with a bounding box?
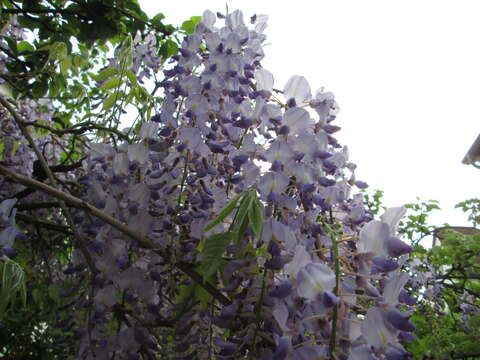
[126,70,139,87]
[233,191,253,235]
[118,35,133,68]
[17,41,34,53]
[204,193,243,232]
[0,259,27,316]
[103,91,124,110]
[159,39,179,59]
[181,16,202,35]
[95,67,119,82]
[151,13,166,28]
[100,77,122,91]
[249,197,264,240]
[204,189,264,244]
[11,141,20,157]
[199,232,234,281]
[60,57,72,75]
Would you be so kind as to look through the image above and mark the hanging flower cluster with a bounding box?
[0,8,418,360]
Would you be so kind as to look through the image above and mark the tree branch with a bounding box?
[0,163,232,306]
[16,212,73,235]
[0,95,97,274]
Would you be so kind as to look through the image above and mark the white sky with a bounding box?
[142,0,480,228]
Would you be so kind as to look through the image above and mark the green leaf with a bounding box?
[233,192,252,229]
[205,193,243,232]
[181,16,202,35]
[118,35,133,68]
[103,92,122,110]
[72,54,88,68]
[194,284,213,307]
[159,39,179,59]
[135,86,150,102]
[17,40,35,53]
[50,41,68,60]
[95,67,119,82]
[33,121,51,137]
[60,56,72,75]
[11,141,20,157]
[100,77,122,91]
[232,191,255,242]
[48,284,58,301]
[126,70,138,87]
[0,82,13,99]
[32,79,48,97]
[151,13,165,28]
[125,89,135,105]
[5,37,17,55]
[249,197,264,240]
[49,72,66,98]
[200,232,234,281]
[0,259,27,316]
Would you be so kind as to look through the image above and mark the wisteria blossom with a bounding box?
[0,8,417,360]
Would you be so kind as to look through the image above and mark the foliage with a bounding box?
[455,198,480,227]
[0,5,421,360]
[363,189,480,360]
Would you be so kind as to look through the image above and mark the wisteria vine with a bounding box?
[0,9,421,360]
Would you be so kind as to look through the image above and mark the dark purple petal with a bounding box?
[269,281,292,299]
[386,310,416,332]
[355,180,369,189]
[232,154,248,166]
[2,247,17,258]
[286,98,296,108]
[323,290,340,307]
[219,303,238,319]
[150,269,161,281]
[319,177,336,187]
[267,191,279,203]
[316,150,332,159]
[399,289,416,306]
[150,114,161,122]
[399,331,416,342]
[293,152,305,161]
[386,237,413,257]
[269,241,281,256]
[178,48,191,58]
[372,257,399,273]
[278,125,290,135]
[386,347,412,360]
[323,124,341,134]
[266,256,285,270]
[208,142,226,153]
[273,338,290,360]
[323,159,337,172]
[301,183,315,193]
[234,117,253,128]
[270,159,282,172]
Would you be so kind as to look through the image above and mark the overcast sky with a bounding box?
[142,0,480,229]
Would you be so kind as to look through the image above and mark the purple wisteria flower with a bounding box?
[0,7,419,359]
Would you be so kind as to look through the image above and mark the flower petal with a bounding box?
[297,263,335,300]
[284,75,312,104]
